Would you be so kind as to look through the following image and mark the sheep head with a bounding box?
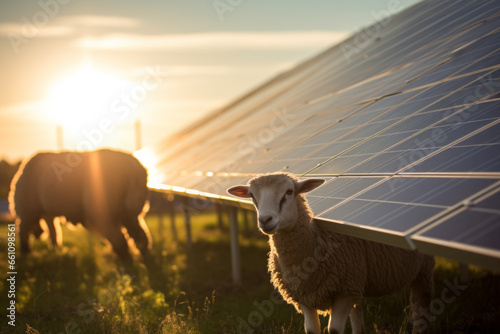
[227,173,324,235]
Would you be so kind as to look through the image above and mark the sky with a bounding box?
[0,0,421,162]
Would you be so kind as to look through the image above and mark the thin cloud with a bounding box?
[164,63,297,76]
[57,15,140,28]
[0,15,140,38]
[77,31,350,51]
[0,23,74,37]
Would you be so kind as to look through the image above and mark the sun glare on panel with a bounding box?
[47,66,126,128]
[134,147,165,187]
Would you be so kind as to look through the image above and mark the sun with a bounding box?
[47,65,126,128]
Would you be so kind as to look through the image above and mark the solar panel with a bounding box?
[150,0,500,270]
[314,177,498,248]
[412,183,500,271]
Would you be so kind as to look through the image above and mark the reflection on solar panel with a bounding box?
[150,1,500,271]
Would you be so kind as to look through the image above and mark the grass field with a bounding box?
[1,208,499,333]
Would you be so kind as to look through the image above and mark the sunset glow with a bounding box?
[0,0,420,161]
[47,66,126,128]
[134,147,164,187]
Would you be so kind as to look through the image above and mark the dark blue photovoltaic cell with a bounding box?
[409,144,500,173]
[277,126,355,162]
[457,122,500,146]
[412,190,500,269]
[319,200,443,233]
[307,177,384,214]
[318,177,497,233]
[308,198,345,218]
[287,141,364,174]
[346,101,500,174]
[312,177,383,199]
[409,121,500,173]
[416,211,500,250]
[315,120,491,175]
[412,69,500,112]
[475,191,500,212]
[357,178,496,207]
[343,150,419,174]
[408,24,500,85]
[372,94,442,122]
[345,133,415,156]
[455,48,500,76]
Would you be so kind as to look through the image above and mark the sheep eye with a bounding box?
[250,193,258,208]
[280,190,292,211]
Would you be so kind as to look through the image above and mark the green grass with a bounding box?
[0,209,499,333]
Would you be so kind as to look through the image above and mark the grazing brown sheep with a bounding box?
[9,149,152,262]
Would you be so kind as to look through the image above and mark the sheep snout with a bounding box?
[258,214,279,234]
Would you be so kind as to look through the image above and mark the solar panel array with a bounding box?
[151,0,500,271]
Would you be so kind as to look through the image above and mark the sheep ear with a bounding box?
[227,185,251,198]
[295,179,325,194]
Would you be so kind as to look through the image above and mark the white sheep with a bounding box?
[228,172,434,334]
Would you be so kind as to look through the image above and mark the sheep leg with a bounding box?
[121,214,152,257]
[19,216,39,253]
[349,302,363,334]
[99,222,133,263]
[31,221,44,239]
[410,268,435,332]
[300,304,321,334]
[42,215,62,248]
[328,296,355,334]
[409,256,435,333]
[52,217,63,248]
